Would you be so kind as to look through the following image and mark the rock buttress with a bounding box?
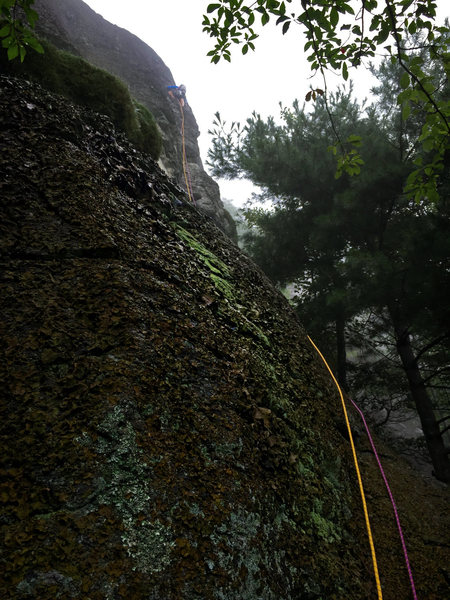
[31,0,237,240]
[2,75,448,600]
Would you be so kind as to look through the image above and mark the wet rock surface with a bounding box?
[31,0,236,240]
[0,76,448,599]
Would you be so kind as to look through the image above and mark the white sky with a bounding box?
[82,0,448,206]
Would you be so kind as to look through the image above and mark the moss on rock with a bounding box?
[0,39,162,159]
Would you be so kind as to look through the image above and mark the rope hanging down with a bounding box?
[178,100,195,205]
[349,397,418,600]
[307,336,384,600]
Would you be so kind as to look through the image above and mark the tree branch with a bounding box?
[414,332,450,364]
[422,365,450,384]
[302,10,346,155]
[425,384,450,390]
[384,0,450,134]
[437,415,450,426]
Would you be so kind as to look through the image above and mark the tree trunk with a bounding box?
[336,314,348,392]
[390,310,450,482]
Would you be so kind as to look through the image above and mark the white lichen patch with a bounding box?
[211,509,275,600]
[122,518,175,574]
[76,404,175,574]
[211,504,301,600]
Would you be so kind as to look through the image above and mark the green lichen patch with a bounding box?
[308,499,343,543]
[172,223,234,299]
[172,224,231,278]
[172,223,271,349]
[210,271,235,299]
[247,346,293,412]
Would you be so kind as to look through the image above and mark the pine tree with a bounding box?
[208,72,450,480]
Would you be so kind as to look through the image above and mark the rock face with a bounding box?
[31,0,236,240]
[1,76,449,599]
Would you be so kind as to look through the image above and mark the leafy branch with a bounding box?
[0,0,43,61]
[203,0,450,202]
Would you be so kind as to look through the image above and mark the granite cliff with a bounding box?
[1,73,449,599]
[31,0,236,239]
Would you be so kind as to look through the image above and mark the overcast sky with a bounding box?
[83,0,447,205]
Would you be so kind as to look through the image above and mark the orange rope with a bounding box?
[307,335,383,600]
[178,100,195,204]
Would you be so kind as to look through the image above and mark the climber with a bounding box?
[167,83,195,204]
[167,84,187,107]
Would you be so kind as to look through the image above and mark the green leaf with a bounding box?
[347,134,362,146]
[276,15,289,25]
[337,3,355,15]
[402,100,411,121]
[408,21,417,35]
[400,71,410,89]
[342,61,348,81]
[24,7,39,27]
[207,4,221,13]
[376,26,390,44]
[0,0,15,13]
[410,55,424,67]
[0,24,11,37]
[7,42,18,60]
[369,15,380,31]
[330,8,339,27]
[422,137,435,152]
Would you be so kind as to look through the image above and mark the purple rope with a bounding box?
[349,397,418,600]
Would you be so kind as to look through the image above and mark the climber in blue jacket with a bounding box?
[167,84,187,107]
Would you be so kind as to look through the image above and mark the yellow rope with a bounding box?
[307,335,383,600]
[179,100,194,204]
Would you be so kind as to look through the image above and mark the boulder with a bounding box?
[0,74,366,599]
[1,75,448,600]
